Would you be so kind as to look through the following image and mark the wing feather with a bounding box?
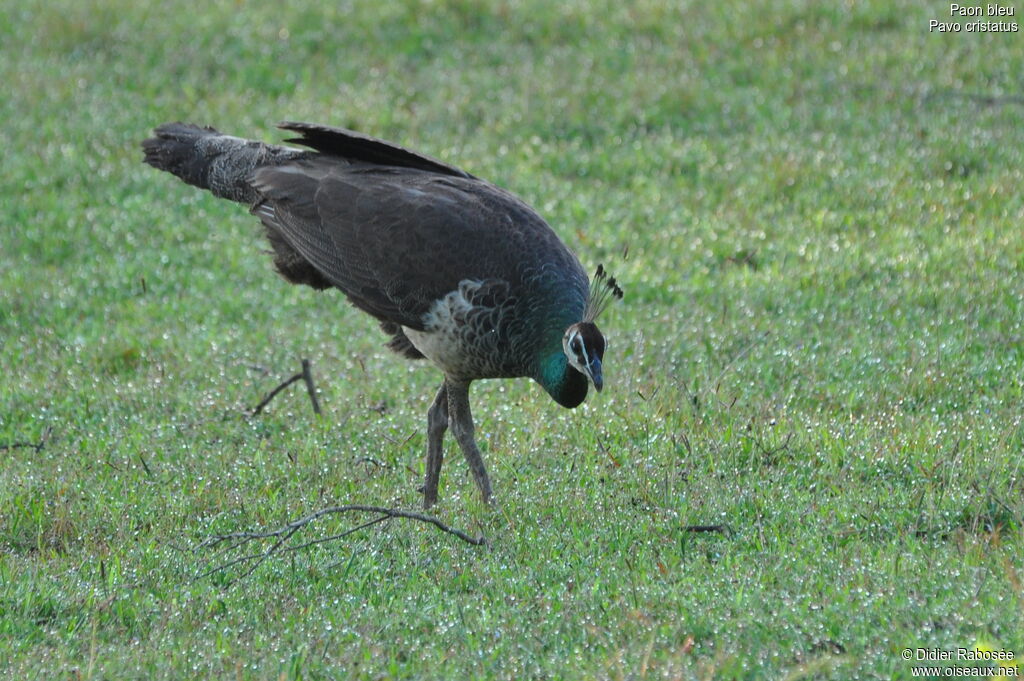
[250,157,584,331]
[277,121,474,180]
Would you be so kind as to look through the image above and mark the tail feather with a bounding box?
[142,123,302,204]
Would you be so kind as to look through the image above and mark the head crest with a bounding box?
[583,264,624,323]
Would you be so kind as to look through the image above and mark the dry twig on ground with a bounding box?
[194,504,486,584]
[0,426,53,453]
[251,358,322,416]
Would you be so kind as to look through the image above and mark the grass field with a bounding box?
[2,0,1023,678]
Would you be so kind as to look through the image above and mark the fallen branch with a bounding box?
[683,524,730,534]
[752,431,794,461]
[300,358,322,415]
[194,504,486,583]
[251,358,321,416]
[0,426,52,453]
[921,89,1024,107]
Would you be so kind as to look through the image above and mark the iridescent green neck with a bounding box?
[537,351,588,408]
[526,285,588,408]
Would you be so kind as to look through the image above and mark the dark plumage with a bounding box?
[142,121,621,506]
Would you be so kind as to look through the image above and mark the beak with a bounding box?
[586,357,604,392]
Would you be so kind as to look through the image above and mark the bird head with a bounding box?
[563,322,607,392]
[562,264,624,394]
[542,265,622,408]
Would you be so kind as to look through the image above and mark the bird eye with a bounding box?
[571,338,583,354]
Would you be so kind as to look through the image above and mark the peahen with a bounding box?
[142,121,622,507]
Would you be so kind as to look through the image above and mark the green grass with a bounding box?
[2,0,1023,678]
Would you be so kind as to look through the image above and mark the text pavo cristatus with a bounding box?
[142,122,622,507]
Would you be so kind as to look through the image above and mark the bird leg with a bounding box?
[421,382,449,508]
[445,379,493,504]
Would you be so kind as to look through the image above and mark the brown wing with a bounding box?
[249,159,569,330]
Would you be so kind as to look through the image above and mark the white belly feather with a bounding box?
[403,278,487,374]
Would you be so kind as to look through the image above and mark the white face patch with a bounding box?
[563,328,590,375]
